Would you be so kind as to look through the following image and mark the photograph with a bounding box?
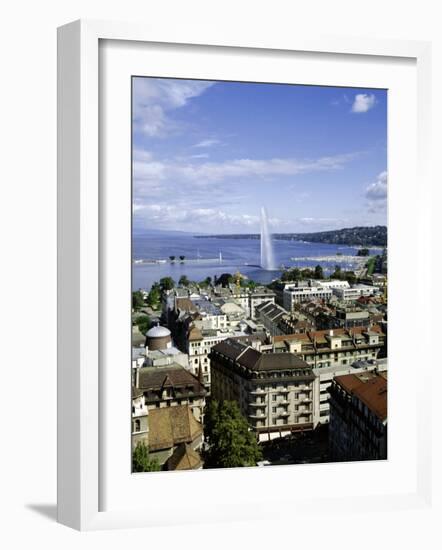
[130,76,388,473]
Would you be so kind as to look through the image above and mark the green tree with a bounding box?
[198,276,213,288]
[132,290,145,310]
[179,275,190,287]
[169,255,176,262]
[365,256,377,276]
[357,248,370,257]
[204,400,262,468]
[332,265,342,279]
[159,276,175,291]
[216,273,233,287]
[132,441,161,472]
[281,267,301,282]
[147,285,161,309]
[343,270,357,285]
[135,314,150,335]
[314,264,324,279]
[301,268,315,279]
[179,255,186,262]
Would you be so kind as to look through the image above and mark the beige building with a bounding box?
[273,325,385,370]
[210,338,320,441]
[133,363,206,423]
[272,325,386,423]
[186,326,248,390]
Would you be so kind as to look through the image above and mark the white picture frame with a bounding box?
[57,19,433,531]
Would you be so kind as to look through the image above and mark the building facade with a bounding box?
[328,372,387,461]
[283,283,333,310]
[133,363,206,423]
[210,338,320,441]
[273,325,385,370]
[272,325,386,422]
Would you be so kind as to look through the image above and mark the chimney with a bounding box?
[135,367,140,388]
[329,329,334,337]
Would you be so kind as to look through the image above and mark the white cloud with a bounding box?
[133,149,153,162]
[133,152,359,185]
[365,171,387,212]
[133,78,214,137]
[351,93,376,113]
[366,171,387,201]
[189,153,210,159]
[135,203,260,229]
[298,217,346,227]
[193,139,221,148]
[133,202,350,233]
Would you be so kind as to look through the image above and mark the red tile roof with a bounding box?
[334,373,387,421]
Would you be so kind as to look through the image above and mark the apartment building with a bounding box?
[255,301,289,335]
[283,283,333,310]
[273,325,385,369]
[272,325,386,422]
[186,325,249,389]
[210,338,320,441]
[133,363,207,423]
[332,284,380,301]
[328,371,387,461]
[212,284,276,319]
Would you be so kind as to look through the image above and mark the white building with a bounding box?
[187,326,248,389]
[332,284,380,301]
[311,279,350,290]
[283,284,333,310]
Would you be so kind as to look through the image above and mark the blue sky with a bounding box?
[132,77,387,234]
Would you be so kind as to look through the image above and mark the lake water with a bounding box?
[132,234,377,291]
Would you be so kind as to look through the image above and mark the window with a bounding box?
[272,407,276,413]
[134,419,140,432]
[272,394,277,402]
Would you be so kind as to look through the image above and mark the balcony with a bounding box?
[249,401,266,407]
[278,411,290,417]
[279,388,290,394]
[249,412,267,419]
[250,389,266,395]
[278,399,290,405]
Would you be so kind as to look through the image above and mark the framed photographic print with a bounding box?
[57,19,433,530]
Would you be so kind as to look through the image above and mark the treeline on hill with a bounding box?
[195,226,387,247]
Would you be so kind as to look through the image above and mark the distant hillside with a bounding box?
[195,226,387,247]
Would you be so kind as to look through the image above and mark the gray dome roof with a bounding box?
[146,325,171,338]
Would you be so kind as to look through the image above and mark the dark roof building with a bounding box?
[328,371,387,461]
[134,364,206,423]
[210,338,319,441]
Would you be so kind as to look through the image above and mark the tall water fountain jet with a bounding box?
[260,206,276,270]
